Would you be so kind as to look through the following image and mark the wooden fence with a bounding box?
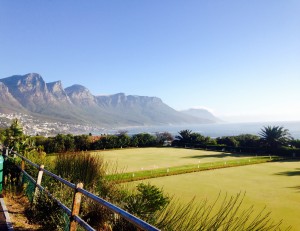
[1,147,160,231]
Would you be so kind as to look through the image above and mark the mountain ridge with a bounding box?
[0,73,219,127]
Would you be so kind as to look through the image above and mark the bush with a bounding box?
[277,147,300,157]
[26,191,68,230]
[124,183,170,223]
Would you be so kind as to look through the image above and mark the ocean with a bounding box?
[106,121,300,139]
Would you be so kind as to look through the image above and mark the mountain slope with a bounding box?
[181,108,221,123]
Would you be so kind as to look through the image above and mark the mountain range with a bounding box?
[0,73,219,127]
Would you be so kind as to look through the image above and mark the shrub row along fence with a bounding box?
[1,147,159,231]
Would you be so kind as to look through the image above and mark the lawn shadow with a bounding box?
[275,168,300,176]
[274,158,300,163]
[184,152,253,159]
[287,186,300,193]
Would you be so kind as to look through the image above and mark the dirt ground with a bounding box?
[3,191,42,231]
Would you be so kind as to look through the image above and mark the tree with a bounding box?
[155,132,174,146]
[74,134,91,151]
[174,130,193,147]
[116,130,130,148]
[290,139,300,148]
[216,136,239,147]
[4,119,25,152]
[0,128,6,144]
[234,134,260,148]
[131,133,157,147]
[259,126,291,153]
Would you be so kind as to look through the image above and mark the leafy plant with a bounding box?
[124,183,170,222]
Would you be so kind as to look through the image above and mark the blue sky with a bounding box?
[1,1,299,122]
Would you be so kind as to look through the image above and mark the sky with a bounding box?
[1,1,299,122]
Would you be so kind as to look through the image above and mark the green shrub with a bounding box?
[124,183,170,223]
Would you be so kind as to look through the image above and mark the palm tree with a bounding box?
[175,130,193,146]
[259,126,291,153]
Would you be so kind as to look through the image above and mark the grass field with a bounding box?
[95,147,258,172]
[128,161,300,230]
[48,148,299,229]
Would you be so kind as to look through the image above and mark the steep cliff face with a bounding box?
[0,82,25,112]
[0,73,218,126]
[47,81,72,104]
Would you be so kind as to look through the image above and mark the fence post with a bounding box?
[69,182,83,231]
[0,154,4,194]
[19,158,25,186]
[33,165,44,202]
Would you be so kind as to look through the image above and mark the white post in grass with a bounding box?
[33,165,44,202]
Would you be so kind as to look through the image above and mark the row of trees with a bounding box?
[1,119,299,156]
[32,131,172,153]
[175,126,300,155]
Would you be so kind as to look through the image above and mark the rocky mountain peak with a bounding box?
[47,81,71,104]
[65,84,97,106]
[65,84,90,94]
[47,81,62,92]
[0,73,48,107]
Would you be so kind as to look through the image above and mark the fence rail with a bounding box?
[1,147,160,231]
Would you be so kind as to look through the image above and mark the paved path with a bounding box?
[0,194,12,231]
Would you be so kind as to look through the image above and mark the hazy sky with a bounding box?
[1,1,299,122]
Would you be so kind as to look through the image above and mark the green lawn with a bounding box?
[128,161,300,230]
[95,147,257,172]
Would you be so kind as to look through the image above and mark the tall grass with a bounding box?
[54,152,105,189]
[153,192,291,230]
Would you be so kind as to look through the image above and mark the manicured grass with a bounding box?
[128,161,300,229]
[93,147,260,172]
[108,156,277,182]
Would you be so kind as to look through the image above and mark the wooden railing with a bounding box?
[1,147,160,231]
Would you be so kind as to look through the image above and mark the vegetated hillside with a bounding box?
[0,73,219,127]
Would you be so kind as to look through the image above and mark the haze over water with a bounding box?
[107,121,300,139]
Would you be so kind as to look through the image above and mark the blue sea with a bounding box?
[106,121,300,139]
